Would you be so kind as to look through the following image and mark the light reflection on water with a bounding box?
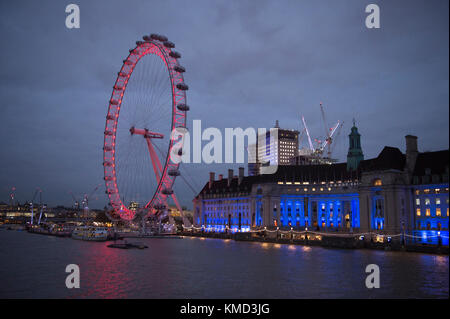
[0,230,448,298]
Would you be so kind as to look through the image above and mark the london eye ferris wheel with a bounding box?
[103,34,189,221]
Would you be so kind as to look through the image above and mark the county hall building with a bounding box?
[193,124,449,244]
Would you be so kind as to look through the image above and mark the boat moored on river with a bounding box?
[71,226,110,241]
[27,223,72,237]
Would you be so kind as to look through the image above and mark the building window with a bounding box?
[424,189,430,194]
[416,208,421,216]
[415,190,420,195]
[436,208,441,217]
[374,179,382,186]
[426,208,430,216]
[425,198,430,205]
[415,198,420,206]
[436,198,441,205]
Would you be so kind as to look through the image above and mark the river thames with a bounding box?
[0,230,448,299]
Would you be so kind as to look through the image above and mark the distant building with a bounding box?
[289,148,336,166]
[193,124,449,245]
[248,120,299,176]
[167,205,193,219]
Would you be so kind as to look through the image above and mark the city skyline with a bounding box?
[0,0,448,209]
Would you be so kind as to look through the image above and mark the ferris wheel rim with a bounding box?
[103,36,188,221]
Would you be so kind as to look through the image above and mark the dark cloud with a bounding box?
[0,0,448,209]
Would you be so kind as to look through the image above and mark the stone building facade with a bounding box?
[193,128,449,241]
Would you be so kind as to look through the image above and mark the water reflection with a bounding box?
[0,231,448,298]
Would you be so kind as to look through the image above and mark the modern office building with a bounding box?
[248,120,299,176]
[193,124,449,244]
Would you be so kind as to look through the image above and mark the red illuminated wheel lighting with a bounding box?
[103,34,188,220]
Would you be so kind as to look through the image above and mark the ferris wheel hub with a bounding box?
[129,126,164,139]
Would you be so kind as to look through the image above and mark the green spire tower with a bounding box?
[347,119,364,171]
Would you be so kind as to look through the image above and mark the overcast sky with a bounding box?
[0,0,448,209]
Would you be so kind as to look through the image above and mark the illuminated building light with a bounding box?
[375,235,384,243]
[374,179,382,186]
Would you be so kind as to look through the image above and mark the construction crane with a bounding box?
[318,102,341,158]
[81,184,101,218]
[299,102,343,162]
[69,191,80,210]
[301,115,314,152]
[29,188,41,225]
[317,120,343,157]
[9,186,16,208]
[329,121,344,156]
[37,191,46,225]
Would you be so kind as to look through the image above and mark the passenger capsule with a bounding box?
[173,65,185,73]
[161,188,174,195]
[176,83,189,90]
[157,35,168,42]
[168,169,180,176]
[176,104,190,111]
[169,51,181,59]
[163,41,175,49]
